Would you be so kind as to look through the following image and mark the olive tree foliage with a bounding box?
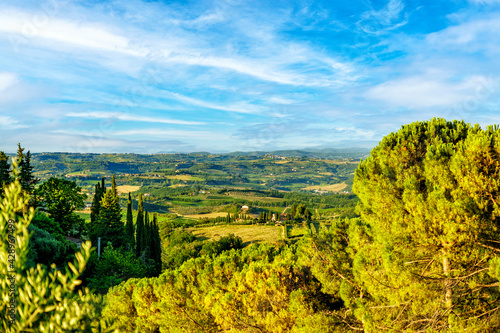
[347,119,500,332]
[0,161,116,332]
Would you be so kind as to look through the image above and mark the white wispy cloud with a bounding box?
[164,54,335,87]
[111,128,230,140]
[0,72,19,92]
[365,75,494,108]
[0,115,28,129]
[0,9,146,56]
[357,0,408,35]
[0,5,354,88]
[426,16,500,54]
[65,111,205,125]
[161,91,263,114]
[469,0,500,4]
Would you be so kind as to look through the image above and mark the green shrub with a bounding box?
[0,162,116,332]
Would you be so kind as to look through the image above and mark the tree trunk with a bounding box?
[443,253,452,309]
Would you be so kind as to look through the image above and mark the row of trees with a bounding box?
[130,193,162,273]
[105,241,330,332]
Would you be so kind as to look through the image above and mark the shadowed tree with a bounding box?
[0,151,11,192]
[125,193,134,250]
[135,194,144,257]
[91,179,105,224]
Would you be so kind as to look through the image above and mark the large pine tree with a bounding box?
[350,118,500,331]
[95,189,126,249]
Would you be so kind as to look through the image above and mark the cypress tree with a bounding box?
[143,211,150,258]
[135,194,144,256]
[290,204,297,218]
[90,180,104,224]
[151,213,162,275]
[125,193,134,250]
[111,174,117,197]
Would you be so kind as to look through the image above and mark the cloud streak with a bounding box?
[65,112,205,125]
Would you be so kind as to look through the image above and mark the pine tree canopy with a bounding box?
[350,118,500,331]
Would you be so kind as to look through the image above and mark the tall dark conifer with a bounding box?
[90,179,105,223]
[135,193,144,256]
[125,192,135,249]
[151,213,162,274]
[143,210,150,258]
[111,174,117,197]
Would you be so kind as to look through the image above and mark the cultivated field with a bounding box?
[166,175,204,181]
[183,212,230,219]
[116,185,141,194]
[303,182,347,192]
[189,225,282,245]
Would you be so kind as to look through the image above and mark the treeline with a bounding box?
[32,150,359,193]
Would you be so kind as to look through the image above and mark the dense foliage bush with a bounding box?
[87,245,148,294]
[26,224,77,269]
[162,230,244,270]
[30,213,64,237]
[105,242,339,332]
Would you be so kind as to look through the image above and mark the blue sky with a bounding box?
[0,0,499,153]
